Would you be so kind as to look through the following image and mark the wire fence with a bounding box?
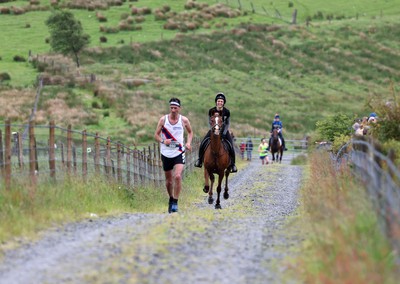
[0,120,200,191]
[332,137,400,263]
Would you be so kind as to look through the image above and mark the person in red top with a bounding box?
[240,141,246,160]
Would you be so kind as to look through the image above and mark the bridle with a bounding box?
[272,128,280,140]
[211,115,223,135]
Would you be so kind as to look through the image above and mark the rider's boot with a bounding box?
[230,161,237,173]
[229,147,237,173]
[194,158,202,168]
[194,139,206,168]
[282,138,288,151]
[266,138,271,151]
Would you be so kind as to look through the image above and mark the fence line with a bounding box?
[0,120,200,191]
[333,137,400,263]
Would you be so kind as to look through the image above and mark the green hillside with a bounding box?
[0,0,399,143]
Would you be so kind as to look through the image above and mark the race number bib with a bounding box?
[168,140,180,148]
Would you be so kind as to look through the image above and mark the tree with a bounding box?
[316,113,353,142]
[45,10,90,68]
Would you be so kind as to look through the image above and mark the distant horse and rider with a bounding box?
[267,114,287,163]
[270,128,283,163]
[202,112,231,209]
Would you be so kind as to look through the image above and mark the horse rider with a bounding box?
[267,114,287,151]
[194,92,237,173]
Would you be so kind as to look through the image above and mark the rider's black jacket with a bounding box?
[208,107,230,136]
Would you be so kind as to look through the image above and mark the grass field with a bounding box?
[1,0,398,86]
[1,0,399,143]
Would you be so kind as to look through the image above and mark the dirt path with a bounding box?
[0,154,304,284]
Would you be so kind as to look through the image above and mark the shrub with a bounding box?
[13,55,26,62]
[316,113,353,141]
[0,72,11,81]
[381,139,400,166]
[92,101,100,109]
[100,36,107,43]
[368,85,400,142]
[332,134,351,154]
[120,12,129,20]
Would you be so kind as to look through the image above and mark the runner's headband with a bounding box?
[170,101,180,107]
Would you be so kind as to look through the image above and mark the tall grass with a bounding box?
[295,151,398,283]
[0,167,207,244]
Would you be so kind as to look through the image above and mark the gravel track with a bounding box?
[0,154,304,284]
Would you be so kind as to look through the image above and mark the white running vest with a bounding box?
[161,114,185,158]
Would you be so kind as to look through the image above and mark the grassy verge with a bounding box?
[0,159,250,245]
[294,151,399,283]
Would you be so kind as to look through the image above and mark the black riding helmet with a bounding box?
[215,92,226,104]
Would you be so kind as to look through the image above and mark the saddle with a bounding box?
[203,137,232,153]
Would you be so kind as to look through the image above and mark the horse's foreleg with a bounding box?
[223,170,229,200]
[203,169,210,193]
[215,174,223,209]
[208,172,215,205]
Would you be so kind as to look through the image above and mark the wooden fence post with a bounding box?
[142,148,146,186]
[0,129,3,174]
[29,121,37,191]
[291,9,297,25]
[126,148,131,187]
[73,145,77,174]
[4,119,11,190]
[111,159,116,179]
[153,143,157,185]
[60,143,65,167]
[103,157,108,176]
[156,143,163,185]
[133,149,139,186]
[49,120,55,179]
[34,138,39,173]
[67,125,72,175]
[82,130,87,180]
[106,137,111,179]
[17,132,24,170]
[117,142,122,184]
[94,132,100,175]
[147,145,151,185]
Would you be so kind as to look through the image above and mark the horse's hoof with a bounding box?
[203,186,209,193]
[208,197,214,204]
[215,204,222,209]
[223,192,229,199]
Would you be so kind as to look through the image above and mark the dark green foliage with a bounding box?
[13,55,26,62]
[31,60,48,72]
[45,10,90,67]
[0,72,11,81]
[92,101,101,109]
[316,113,353,141]
[369,93,400,141]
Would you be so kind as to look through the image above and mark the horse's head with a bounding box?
[272,128,279,139]
[210,113,223,135]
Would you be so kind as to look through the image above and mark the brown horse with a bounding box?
[203,113,230,209]
[270,128,283,163]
